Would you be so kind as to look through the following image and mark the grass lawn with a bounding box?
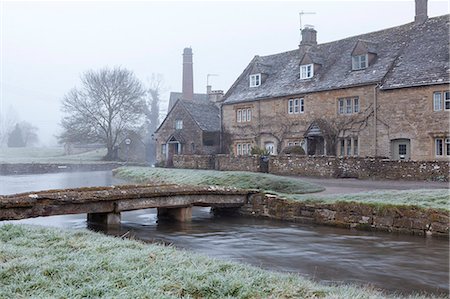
[0,224,442,299]
[114,167,449,211]
[113,166,325,194]
[0,147,107,164]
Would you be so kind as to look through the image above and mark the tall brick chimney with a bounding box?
[182,47,194,101]
[415,0,428,24]
[300,25,317,47]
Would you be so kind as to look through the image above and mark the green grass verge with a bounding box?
[278,189,449,211]
[0,224,442,299]
[113,166,324,194]
[0,147,107,163]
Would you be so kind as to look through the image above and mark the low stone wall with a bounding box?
[215,154,261,172]
[270,156,449,181]
[0,163,125,175]
[239,193,449,238]
[172,155,215,170]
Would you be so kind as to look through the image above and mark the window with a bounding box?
[300,64,314,79]
[352,54,368,70]
[433,92,442,111]
[237,108,252,123]
[236,143,252,156]
[175,119,183,130]
[340,139,345,156]
[288,141,300,146]
[161,144,167,156]
[435,138,443,156]
[265,142,275,155]
[432,91,449,111]
[446,138,450,156]
[445,91,450,110]
[398,144,407,156]
[353,138,359,156]
[191,143,195,152]
[340,137,359,157]
[338,97,360,115]
[288,98,304,114]
[346,139,352,156]
[249,74,261,87]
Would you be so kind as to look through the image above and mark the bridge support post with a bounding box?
[87,212,121,226]
[157,207,192,222]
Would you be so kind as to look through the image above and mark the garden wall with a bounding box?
[270,156,449,181]
[171,154,449,181]
[237,193,449,238]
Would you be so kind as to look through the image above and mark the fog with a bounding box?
[1,0,448,146]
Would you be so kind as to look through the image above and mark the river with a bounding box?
[0,171,448,295]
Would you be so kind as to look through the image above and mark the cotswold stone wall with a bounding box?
[214,155,260,172]
[172,155,215,169]
[270,156,449,181]
[238,193,449,238]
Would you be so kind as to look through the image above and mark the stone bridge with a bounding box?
[0,184,258,224]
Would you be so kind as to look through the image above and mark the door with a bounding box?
[391,139,411,160]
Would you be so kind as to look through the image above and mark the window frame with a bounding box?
[288,98,304,114]
[338,97,360,115]
[352,54,368,70]
[353,138,359,156]
[249,74,261,87]
[175,119,183,130]
[433,92,442,111]
[435,138,443,156]
[445,91,450,110]
[300,64,314,79]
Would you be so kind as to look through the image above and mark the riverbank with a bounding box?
[114,167,449,237]
[0,224,444,299]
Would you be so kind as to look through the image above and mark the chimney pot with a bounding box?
[300,26,317,47]
[414,0,428,24]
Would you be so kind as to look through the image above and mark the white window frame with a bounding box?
[175,119,183,130]
[300,98,305,113]
[353,98,359,113]
[249,74,261,87]
[300,64,314,79]
[338,99,344,114]
[246,108,252,122]
[288,99,294,114]
[433,92,442,111]
[446,138,450,156]
[435,138,444,156]
[445,91,450,110]
[294,99,299,113]
[352,54,368,70]
[237,110,242,122]
[338,97,359,115]
[237,144,242,156]
[242,109,247,122]
[161,144,167,156]
[353,138,359,156]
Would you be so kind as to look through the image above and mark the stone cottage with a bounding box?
[221,0,449,161]
[155,48,223,166]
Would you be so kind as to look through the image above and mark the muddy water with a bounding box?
[1,171,448,295]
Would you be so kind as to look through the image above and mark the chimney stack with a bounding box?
[300,25,317,48]
[415,0,428,24]
[182,47,194,101]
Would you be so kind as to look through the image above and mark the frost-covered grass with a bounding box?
[113,166,324,194]
[282,189,450,211]
[0,147,107,163]
[0,224,444,299]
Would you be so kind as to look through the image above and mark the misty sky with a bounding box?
[1,0,448,146]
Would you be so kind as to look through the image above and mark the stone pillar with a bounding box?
[87,212,121,225]
[157,207,192,222]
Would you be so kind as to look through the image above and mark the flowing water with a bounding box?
[1,171,448,295]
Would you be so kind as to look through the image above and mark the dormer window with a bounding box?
[249,74,261,87]
[352,54,368,70]
[300,64,314,79]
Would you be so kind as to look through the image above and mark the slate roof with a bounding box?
[168,92,208,111]
[181,100,220,132]
[223,15,449,105]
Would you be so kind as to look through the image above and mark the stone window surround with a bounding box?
[288,98,305,114]
[299,64,314,80]
[236,107,252,123]
[352,54,368,70]
[338,97,359,115]
[339,136,359,157]
[435,137,450,157]
[236,142,252,156]
[249,74,261,87]
[433,91,450,111]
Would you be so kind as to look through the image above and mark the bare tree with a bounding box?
[0,106,18,147]
[59,67,146,160]
[19,121,39,146]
